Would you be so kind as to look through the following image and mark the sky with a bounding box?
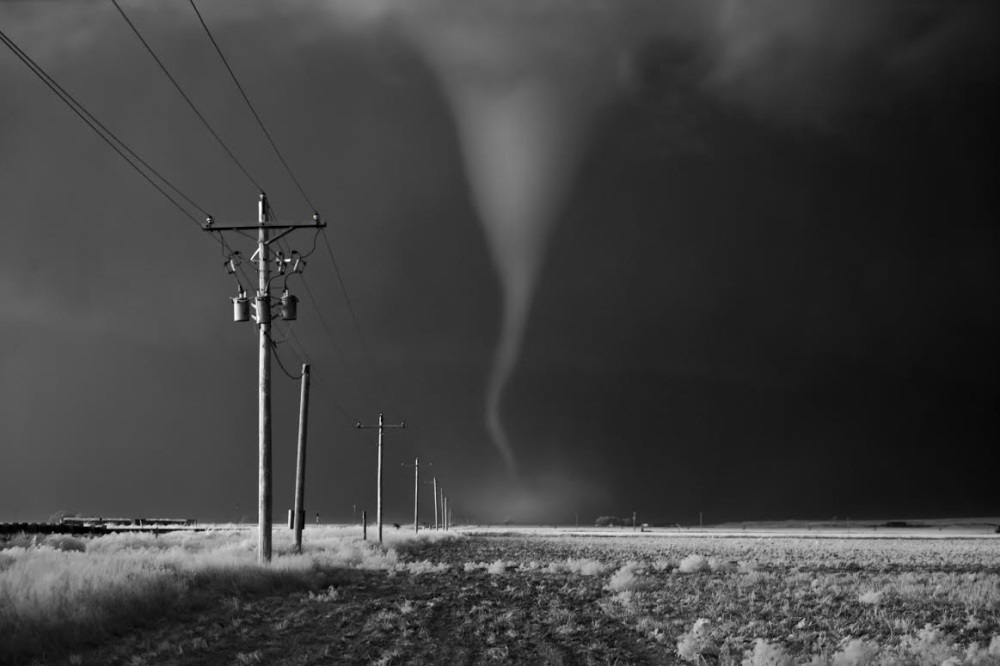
[1,0,997,526]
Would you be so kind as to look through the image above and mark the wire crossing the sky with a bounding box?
[320,228,406,416]
[0,26,210,231]
[188,0,317,213]
[110,0,264,194]
[9,6,406,426]
[185,0,406,419]
[298,276,380,415]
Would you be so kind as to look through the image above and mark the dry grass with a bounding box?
[3,528,999,664]
[0,525,457,663]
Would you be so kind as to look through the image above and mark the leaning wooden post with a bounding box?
[292,364,310,552]
[432,476,438,530]
[362,509,367,541]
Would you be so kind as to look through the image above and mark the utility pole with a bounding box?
[402,458,430,534]
[432,476,438,529]
[438,487,447,530]
[204,193,324,564]
[292,363,310,552]
[356,413,405,544]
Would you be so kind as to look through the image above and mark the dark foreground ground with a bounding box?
[32,557,661,665]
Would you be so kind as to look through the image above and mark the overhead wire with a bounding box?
[3,12,381,436]
[267,332,304,381]
[183,3,396,419]
[109,0,264,193]
[188,0,317,213]
[298,276,380,414]
[114,0,405,424]
[320,228,405,416]
[183,0,402,421]
[0,27,210,232]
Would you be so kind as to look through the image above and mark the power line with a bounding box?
[310,368,364,426]
[109,0,263,193]
[298,274,380,414]
[188,0,317,213]
[320,228,404,415]
[1,23,266,307]
[286,326,312,365]
[181,4,402,422]
[0,27,209,230]
[268,332,304,381]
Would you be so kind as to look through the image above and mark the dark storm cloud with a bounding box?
[319,0,1000,476]
[1,1,996,525]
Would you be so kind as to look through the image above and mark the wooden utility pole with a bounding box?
[439,487,445,530]
[203,193,324,564]
[402,458,430,534]
[292,363,311,552]
[433,476,438,530]
[256,195,272,563]
[356,413,405,544]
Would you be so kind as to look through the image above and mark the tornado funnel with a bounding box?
[398,7,626,473]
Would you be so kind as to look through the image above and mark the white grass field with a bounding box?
[2,521,999,664]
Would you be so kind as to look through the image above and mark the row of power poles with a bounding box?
[206,193,453,561]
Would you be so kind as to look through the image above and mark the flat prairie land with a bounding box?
[3,525,999,665]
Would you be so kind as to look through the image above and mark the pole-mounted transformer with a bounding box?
[232,290,250,322]
[280,290,298,321]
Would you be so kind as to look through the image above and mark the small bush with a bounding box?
[830,638,880,666]
[743,638,795,666]
[677,618,717,662]
[607,562,645,592]
[678,554,709,573]
[545,558,609,576]
[857,589,884,605]
[486,560,508,575]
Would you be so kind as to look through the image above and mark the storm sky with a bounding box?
[1,0,997,526]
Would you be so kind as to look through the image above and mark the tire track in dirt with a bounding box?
[49,565,666,666]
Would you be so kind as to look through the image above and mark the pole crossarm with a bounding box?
[203,216,325,246]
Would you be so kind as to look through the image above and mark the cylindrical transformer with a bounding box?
[255,295,271,324]
[281,293,298,321]
[232,296,250,322]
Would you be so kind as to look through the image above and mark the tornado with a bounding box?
[397,6,628,473]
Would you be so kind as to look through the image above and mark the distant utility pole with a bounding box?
[439,487,444,530]
[432,476,438,529]
[204,193,324,564]
[356,413,405,544]
[402,458,430,534]
[292,363,310,552]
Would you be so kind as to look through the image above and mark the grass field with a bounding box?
[2,524,999,664]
